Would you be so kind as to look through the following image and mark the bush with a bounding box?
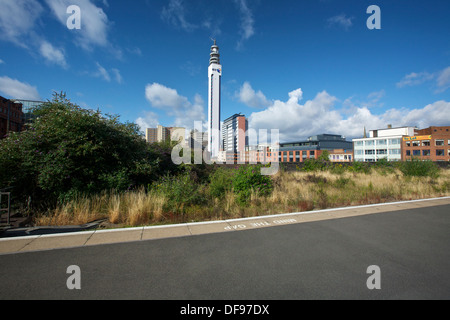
[152,171,204,213]
[301,158,330,172]
[209,167,234,198]
[0,92,168,208]
[232,165,273,205]
[399,158,440,178]
[348,161,372,174]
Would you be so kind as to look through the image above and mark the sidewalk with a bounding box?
[1,197,449,255]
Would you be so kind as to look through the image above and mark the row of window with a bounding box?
[405,140,449,147]
[355,149,401,155]
[0,107,22,118]
[406,149,449,156]
[354,138,402,147]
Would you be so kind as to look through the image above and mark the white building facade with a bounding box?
[207,40,222,160]
[353,126,415,162]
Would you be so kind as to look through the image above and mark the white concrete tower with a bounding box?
[207,39,222,160]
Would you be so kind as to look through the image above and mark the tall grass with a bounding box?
[33,165,450,227]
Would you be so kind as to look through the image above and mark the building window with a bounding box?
[412,141,420,147]
[365,150,375,155]
[405,141,411,147]
[422,140,430,146]
[435,140,444,146]
[355,141,363,147]
[365,140,374,146]
[377,149,387,155]
[390,149,401,155]
[436,149,444,156]
[378,139,387,145]
[389,138,401,145]
[422,150,430,156]
[406,150,411,156]
[355,150,363,155]
[412,150,420,156]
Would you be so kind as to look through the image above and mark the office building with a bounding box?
[353,125,413,162]
[11,99,44,125]
[0,96,24,138]
[402,126,450,161]
[278,134,353,163]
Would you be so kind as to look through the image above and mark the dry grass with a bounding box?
[33,167,450,227]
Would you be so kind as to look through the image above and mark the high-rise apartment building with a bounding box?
[222,113,248,157]
[145,125,186,144]
[207,40,222,160]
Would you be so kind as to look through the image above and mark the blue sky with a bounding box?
[0,0,449,142]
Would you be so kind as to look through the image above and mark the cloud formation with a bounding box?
[249,87,450,142]
[39,40,68,68]
[235,0,255,49]
[0,76,41,100]
[45,0,110,50]
[161,0,197,32]
[237,82,272,108]
[144,83,205,129]
[327,14,354,30]
[397,66,450,93]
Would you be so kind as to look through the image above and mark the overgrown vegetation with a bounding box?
[1,94,448,228]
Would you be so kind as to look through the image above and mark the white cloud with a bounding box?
[93,62,110,82]
[235,0,255,49]
[396,66,450,93]
[161,0,197,32]
[0,0,43,46]
[436,66,450,93]
[249,88,450,142]
[91,63,122,83]
[136,111,159,133]
[396,71,433,88]
[45,0,110,50]
[237,81,272,108]
[111,68,122,84]
[0,76,41,100]
[0,59,4,64]
[327,14,353,30]
[39,40,68,68]
[145,83,205,129]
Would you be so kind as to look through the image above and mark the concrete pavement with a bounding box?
[1,196,449,255]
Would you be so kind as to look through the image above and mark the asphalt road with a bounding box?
[1,204,449,301]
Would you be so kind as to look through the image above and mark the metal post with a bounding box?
[0,192,11,226]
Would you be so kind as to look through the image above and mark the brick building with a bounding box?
[0,96,24,138]
[402,126,450,162]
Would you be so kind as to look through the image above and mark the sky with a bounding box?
[0,0,449,143]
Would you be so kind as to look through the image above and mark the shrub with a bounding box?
[302,158,329,172]
[399,158,440,178]
[0,92,170,208]
[209,167,234,199]
[152,171,204,213]
[348,161,372,174]
[232,165,273,205]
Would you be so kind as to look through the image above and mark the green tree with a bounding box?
[0,92,173,208]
